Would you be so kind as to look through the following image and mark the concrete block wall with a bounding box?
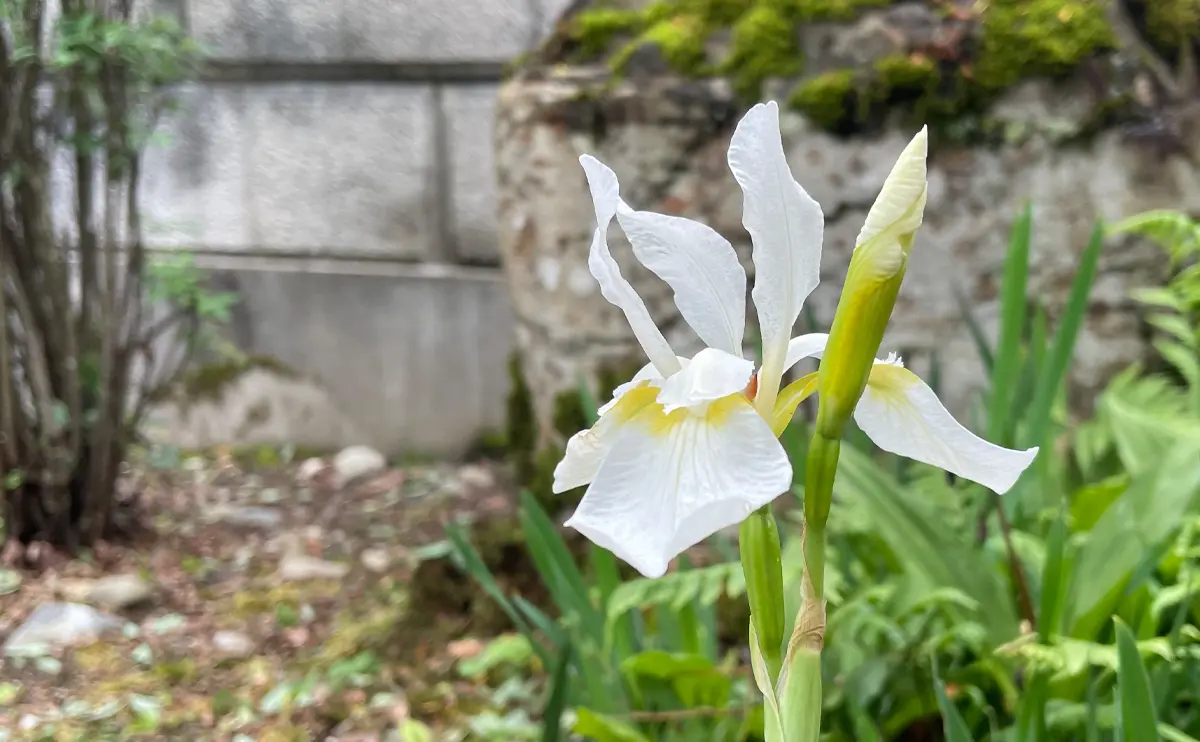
[139,0,571,456]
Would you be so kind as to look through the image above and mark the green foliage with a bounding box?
[723,6,803,98]
[470,204,1200,741]
[1144,0,1200,50]
[973,1,1115,90]
[787,70,857,130]
[1109,211,1200,411]
[560,0,1123,133]
[450,488,758,741]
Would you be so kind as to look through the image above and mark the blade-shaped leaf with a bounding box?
[1024,221,1104,449]
[1115,618,1159,742]
[835,445,1019,644]
[989,203,1032,445]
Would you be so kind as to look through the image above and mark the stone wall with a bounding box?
[495,66,1199,444]
[138,0,571,456]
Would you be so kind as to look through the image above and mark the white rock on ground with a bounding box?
[359,547,391,573]
[209,505,284,531]
[83,574,155,610]
[278,553,351,582]
[59,574,154,611]
[3,603,124,656]
[296,457,327,483]
[333,445,387,483]
[212,630,255,659]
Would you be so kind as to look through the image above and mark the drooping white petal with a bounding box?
[782,332,829,374]
[566,396,792,578]
[655,347,754,413]
[580,155,681,376]
[854,359,1038,494]
[615,202,747,356]
[727,102,824,381]
[554,384,659,493]
[852,128,929,279]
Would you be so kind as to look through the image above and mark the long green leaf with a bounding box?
[542,641,573,742]
[1115,618,1159,742]
[1161,725,1200,742]
[519,490,602,635]
[1069,440,1200,638]
[989,203,1032,445]
[445,522,553,668]
[933,663,975,742]
[1024,221,1105,449]
[1038,515,1068,639]
[835,445,1019,644]
[955,288,995,375]
[1014,672,1048,742]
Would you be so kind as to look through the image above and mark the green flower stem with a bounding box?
[740,505,786,681]
[802,431,840,600]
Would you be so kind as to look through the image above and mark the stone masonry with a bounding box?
[495,66,1200,442]
[139,0,571,456]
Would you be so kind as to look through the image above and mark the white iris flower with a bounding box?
[554,101,1037,578]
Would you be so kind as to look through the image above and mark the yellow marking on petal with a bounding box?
[865,361,916,397]
[770,372,819,436]
[705,394,749,426]
[607,382,661,424]
[631,390,752,438]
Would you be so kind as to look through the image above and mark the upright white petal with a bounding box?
[616,203,747,356]
[854,359,1038,494]
[852,128,928,279]
[728,102,824,377]
[580,155,681,377]
[566,395,792,578]
[655,347,754,413]
[782,333,829,374]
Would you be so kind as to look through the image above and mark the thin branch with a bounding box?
[995,497,1037,630]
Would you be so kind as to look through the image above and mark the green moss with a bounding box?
[874,54,938,94]
[723,5,803,98]
[788,69,857,129]
[778,0,890,22]
[171,354,297,404]
[974,0,1116,90]
[581,0,888,84]
[611,13,711,74]
[505,352,536,469]
[564,0,1133,139]
[1146,0,1200,50]
[571,7,644,57]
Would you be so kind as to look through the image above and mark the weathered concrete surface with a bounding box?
[495,68,1196,438]
[446,84,504,264]
[188,0,573,62]
[140,83,439,260]
[144,258,515,456]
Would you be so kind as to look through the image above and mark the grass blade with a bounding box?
[445,522,553,668]
[1115,617,1160,742]
[933,662,975,742]
[989,203,1032,445]
[955,288,995,375]
[1014,672,1048,742]
[1037,514,1068,638]
[1024,221,1104,449]
[541,640,573,742]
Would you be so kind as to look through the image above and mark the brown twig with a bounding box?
[995,496,1037,630]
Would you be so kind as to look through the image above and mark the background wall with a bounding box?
[140,0,571,456]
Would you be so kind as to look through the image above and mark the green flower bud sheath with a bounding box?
[740,505,786,681]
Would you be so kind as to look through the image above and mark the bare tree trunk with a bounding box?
[1,0,202,554]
